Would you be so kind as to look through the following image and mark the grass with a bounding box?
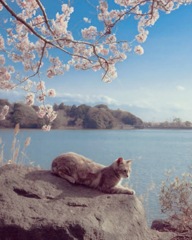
[160,168,192,232]
[0,123,31,166]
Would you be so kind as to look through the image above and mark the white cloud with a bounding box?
[176,85,185,91]
[56,92,119,106]
[0,89,25,102]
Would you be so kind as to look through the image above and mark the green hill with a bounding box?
[0,100,143,129]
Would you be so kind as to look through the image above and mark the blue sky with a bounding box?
[1,1,192,122]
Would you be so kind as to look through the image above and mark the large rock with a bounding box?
[0,164,173,240]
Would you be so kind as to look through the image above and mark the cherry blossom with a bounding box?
[36,81,46,91]
[136,30,148,43]
[134,45,144,55]
[83,17,91,23]
[0,105,9,120]
[47,111,57,122]
[0,54,15,90]
[42,124,51,131]
[25,93,35,106]
[37,104,57,128]
[47,89,56,97]
[37,93,45,102]
[81,26,98,40]
[37,109,46,119]
[0,35,4,50]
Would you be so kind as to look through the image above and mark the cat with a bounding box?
[51,152,135,195]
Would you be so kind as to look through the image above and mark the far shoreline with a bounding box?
[1,126,192,131]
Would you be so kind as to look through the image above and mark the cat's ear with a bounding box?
[126,160,132,165]
[117,157,123,165]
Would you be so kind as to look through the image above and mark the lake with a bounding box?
[0,128,192,225]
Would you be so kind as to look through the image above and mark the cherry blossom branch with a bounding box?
[12,42,47,89]
[0,0,93,63]
[35,0,54,35]
[100,0,148,35]
[0,0,46,43]
[0,0,141,82]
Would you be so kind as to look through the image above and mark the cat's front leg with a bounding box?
[127,189,135,195]
[58,171,76,184]
[120,184,136,195]
[103,186,135,195]
[117,187,135,195]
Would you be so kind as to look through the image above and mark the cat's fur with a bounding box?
[51,152,135,195]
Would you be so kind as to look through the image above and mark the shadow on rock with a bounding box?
[25,169,104,199]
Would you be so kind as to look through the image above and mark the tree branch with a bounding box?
[35,0,54,35]
[0,0,93,63]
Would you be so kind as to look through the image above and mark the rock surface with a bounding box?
[0,164,173,240]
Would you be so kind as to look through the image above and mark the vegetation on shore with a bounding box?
[145,118,192,129]
[159,169,192,238]
[1,99,192,130]
[0,124,32,167]
[0,99,143,130]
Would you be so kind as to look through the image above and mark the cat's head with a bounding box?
[114,157,132,178]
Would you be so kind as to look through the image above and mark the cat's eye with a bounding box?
[123,170,127,173]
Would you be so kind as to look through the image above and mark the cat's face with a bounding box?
[115,157,132,178]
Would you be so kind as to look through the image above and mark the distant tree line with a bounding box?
[0,99,143,129]
[144,118,192,129]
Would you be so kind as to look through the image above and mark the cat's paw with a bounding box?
[130,190,136,195]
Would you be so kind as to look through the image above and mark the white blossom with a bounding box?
[47,89,56,97]
[0,35,5,50]
[37,110,46,118]
[25,93,35,106]
[37,94,45,102]
[45,104,53,113]
[0,55,5,65]
[36,81,45,91]
[0,105,9,120]
[47,111,57,122]
[136,31,148,43]
[83,17,91,23]
[42,124,51,131]
[134,45,144,55]
[81,26,98,40]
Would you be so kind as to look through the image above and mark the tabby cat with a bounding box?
[51,152,135,195]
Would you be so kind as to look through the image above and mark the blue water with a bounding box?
[0,129,192,224]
